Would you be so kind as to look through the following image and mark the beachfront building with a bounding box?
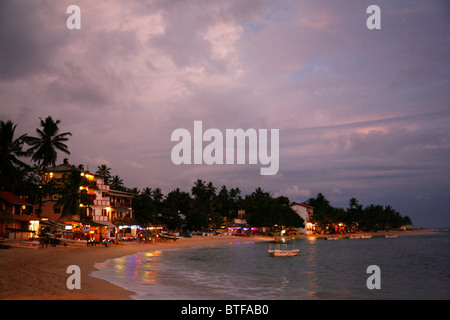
[36,159,93,222]
[36,159,134,241]
[225,210,258,235]
[0,191,38,240]
[107,189,134,224]
[234,210,247,226]
[291,203,315,234]
[106,189,137,239]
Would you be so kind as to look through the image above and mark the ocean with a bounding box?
[91,230,450,300]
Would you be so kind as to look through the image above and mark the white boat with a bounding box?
[385,234,398,238]
[361,234,372,239]
[326,236,340,240]
[348,235,361,240]
[268,242,299,257]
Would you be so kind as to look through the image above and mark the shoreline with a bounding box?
[290,228,438,239]
[0,229,436,300]
[0,235,271,300]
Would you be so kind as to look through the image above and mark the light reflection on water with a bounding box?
[92,232,450,300]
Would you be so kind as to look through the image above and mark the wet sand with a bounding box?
[0,235,270,300]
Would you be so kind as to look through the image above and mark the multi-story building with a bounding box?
[37,159,134,240]
[0,191,37,240]
[290,202,315,234]
[106,189,134,224]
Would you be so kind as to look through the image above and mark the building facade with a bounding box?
[36,159,134,240]
[0,191,37,240]
[290,202,315,234]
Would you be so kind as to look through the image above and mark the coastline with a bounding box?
[0,230,435,300]
[290,228,437,239]
[0,235,271,300]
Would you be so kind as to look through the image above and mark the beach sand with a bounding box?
[0,235,270,300]
[0,230,433,300]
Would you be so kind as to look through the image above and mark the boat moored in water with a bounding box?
[268,241,299,257]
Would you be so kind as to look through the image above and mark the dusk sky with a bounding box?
[0,1,448,228]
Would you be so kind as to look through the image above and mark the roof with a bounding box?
[0,191,31,205]
[291,202,314,209]
[45,164,75,172]
[106,189,135,198]
[112,207,133,212]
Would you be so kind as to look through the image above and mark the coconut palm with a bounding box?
[96,164,111,184]
[26,116,71,169]
[141,187,152,196]
[54,169,92,222]
[110,175,124,190]
[152,187,164,203]
[349,197,359,209]
[0,120,30,191]
[191,179,207,199]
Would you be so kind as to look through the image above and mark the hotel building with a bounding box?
[290,202,315,234]
[36,159,135,240]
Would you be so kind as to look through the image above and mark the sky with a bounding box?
[0,0,448,228]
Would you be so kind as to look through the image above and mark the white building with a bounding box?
[290,203,315,234]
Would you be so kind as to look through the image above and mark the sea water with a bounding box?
[91,230,450,300]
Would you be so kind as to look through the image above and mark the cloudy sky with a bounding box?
[1,0,448,227]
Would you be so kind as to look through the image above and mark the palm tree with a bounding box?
[0,120,30,191]
[26,116,71,169]
[96,164,111,184]
[110,175,124,190]
[349,197,359,210]
[347,197,363,230]
[152,187,163,203]
[54,169,92,222]
[191,179,207,199]
[141,187,152,196]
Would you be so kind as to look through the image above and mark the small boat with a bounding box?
[268,241,299,257]
[361,234,372,239]
[348,235,361,240]
[326,236,340,240]
[159,234,179,241]
[385,234,398,238]
[0,240,39,249]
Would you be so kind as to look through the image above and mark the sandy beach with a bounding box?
[0,230,434,300]
[0,235,271,300]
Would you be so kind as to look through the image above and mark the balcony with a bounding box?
[97,184,110,192]
[110,200,132,208]
[92,215,108,222]
[93,199,111,206]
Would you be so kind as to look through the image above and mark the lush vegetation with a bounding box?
[0,117,71,203]
[112,178,304,231]
[306,193,413,233]
[1,117,412,232]
[0,117,87,221]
